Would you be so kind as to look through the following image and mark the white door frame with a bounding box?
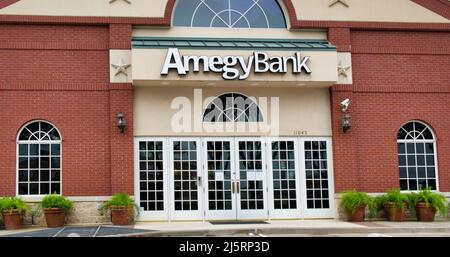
[299,137,335,219]
[234,137,269,220]
[202,138,237,220]
[266,137,302,219]
[134,136,335,221]
[134,137,170,221]
[169,137,204,220]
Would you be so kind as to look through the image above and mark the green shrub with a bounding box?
[99,193,139,217]
[340,190,371,215]
[40,194,74,214]
[0,197,30,214]
[409,187,448,217]
[373,189,410,210]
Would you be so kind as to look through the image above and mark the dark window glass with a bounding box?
[304,141,330,209]
[204,93,263,122]
[173,0,286,28]
[17,121,61,195]
[397,122,437,191]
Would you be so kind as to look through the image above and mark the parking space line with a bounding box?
[53,227,66,237]
[93,226,102,237]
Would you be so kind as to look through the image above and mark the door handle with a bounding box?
[233,181,240,194]
[232,181,235,194]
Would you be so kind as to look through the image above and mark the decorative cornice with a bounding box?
[0,82,133,91]
[331,84,450,93]
[294,20,450,31]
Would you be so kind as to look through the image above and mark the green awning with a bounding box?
[132,37,336,51]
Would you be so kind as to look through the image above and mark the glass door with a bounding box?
[235,138,268,220]
[203,138,237,220]
[134,138,169,221]
[267,138,302,219]
[169,138,203,220]
[299,138,335,218]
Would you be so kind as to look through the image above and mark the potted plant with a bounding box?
[409,187,448,222]
[40,194,74,228]
[340,190,371,222]
[373,189,410,222]
[0,197,30,230]
[100,193,139,226]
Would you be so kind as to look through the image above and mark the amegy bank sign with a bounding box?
[161,48,312,80]
[131,47,338,84]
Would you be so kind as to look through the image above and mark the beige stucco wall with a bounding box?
[132,48,338,86]
[295,0,449,23]
[0,0,166,17]
[0,0,447,23]
[134,86,332,137]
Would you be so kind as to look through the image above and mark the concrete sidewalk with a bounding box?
[130,220,450,237]
[2,220,450,237]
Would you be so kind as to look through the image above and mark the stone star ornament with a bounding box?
[111,59,131,76]
[329,0,349,8]
[337,61,351,78]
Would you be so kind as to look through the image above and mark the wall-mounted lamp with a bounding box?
[340,99,351,133]
[117,112,126,133]
[342,113,351,133]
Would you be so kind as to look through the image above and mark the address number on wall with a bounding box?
[293,130,308,136]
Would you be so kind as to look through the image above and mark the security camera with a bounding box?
[340,98,350,112]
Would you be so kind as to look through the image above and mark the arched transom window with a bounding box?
[203,93,263,122]
[173,0,287,28]
[17,121,61,195]
[397,121,437,191]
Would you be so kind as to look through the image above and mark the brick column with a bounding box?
[109,24,134,195]
[330,86,360,192]
[328,28,359,192]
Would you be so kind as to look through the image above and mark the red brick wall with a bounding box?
[330,30,450,193]
[0,24,134,196]
[328,28,351,52]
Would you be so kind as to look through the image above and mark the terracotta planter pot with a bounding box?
[110,207,133,226]
[346,205,366,222]
[2,210,23,230]
[415,203,436,222]
[385,202,407,222]
[44,208,66,228]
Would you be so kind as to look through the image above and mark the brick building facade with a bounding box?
[0,0,449,223]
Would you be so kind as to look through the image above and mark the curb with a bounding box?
[108,226,450,237]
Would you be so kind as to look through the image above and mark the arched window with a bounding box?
[17,121,61,195]
[203,93,263,122]
[397,121,437,191]
[173,0,287,28]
